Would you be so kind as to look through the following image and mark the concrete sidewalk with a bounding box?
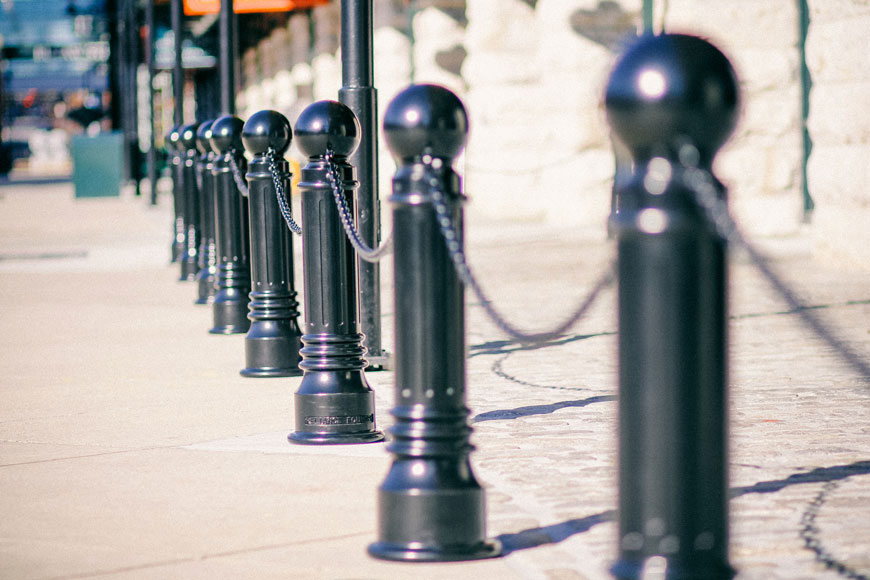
[0,181,868,580]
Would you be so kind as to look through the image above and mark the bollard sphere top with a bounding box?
[294,100,360,159]
[196,120,215,155]
[605,33,739,162]
[179,122,200,153]
[242,110,292,156]
[209,115,245,155]
[166,126,181,152]
[383,84,468,163]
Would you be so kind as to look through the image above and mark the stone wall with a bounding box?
[805,0,870,269]
[233,0,870,265]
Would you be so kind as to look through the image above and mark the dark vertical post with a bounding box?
[171,0,184,127]
[209,115,251,334]
[368,85,501,562]
[604,34,739,580]
[338,0,385,367]
[195,120,218,304]
[219,0,236,115]
[145,0,158,205]
[124,0,141,197]
[289,100,383,445]
[178,123,202,281]
[239,110,303,377]
[167,126,185,262]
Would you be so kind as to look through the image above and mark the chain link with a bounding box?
[323,149,393,263]
[422,159,616,345]
[265,149,303,236]
[227,148,250,198]
[678,160,870,381]
[800,480,869,580]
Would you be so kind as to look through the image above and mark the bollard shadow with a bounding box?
[730,459,870,498]
[469,330,616,358]
[491,461,870,556]
[496,510,616,555]
[472,395,616,423]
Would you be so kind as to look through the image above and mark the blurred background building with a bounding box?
[1,0,867,266]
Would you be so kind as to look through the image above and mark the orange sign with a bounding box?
[184,0,328,15]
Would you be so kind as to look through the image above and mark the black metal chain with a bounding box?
[677,158,870,382]
[227,148,250,198]
[323,149,393,263]
[799,480,869,580]
[265,149,303,236]
[422,157,616,345]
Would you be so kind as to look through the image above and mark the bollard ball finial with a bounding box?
[294,100,360,159]
[242,110,292,156]
[383,84,468,163]
[179,122,200,153]
[167,126,181,152]
[196,120,215,155]
[209,115,246,155]
[605,34,739,162]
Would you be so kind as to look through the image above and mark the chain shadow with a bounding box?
[497,510,616,555]
[472,395,616,423]
[495,461,870,555]
[730,460,870,498]
[469,331,616,358]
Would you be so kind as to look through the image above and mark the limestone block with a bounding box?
[539,148,615,229]
[413,7,466,92]
[740,87,801,139]
[807,81,870,145]
[806,18,870,83]
[807,145,870,208]
[272,70,296,112]
[465,0,536,54]
[312,2,340,57]
[808,0,870,22]
[663,0,797,50]
[287,13,311,67]
[312,53,340,102]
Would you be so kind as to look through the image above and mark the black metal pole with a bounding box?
[338,0,384,368]
[604,34,739,580]
[167,126,185,262]
[219,0,236,115]
[194,120,218,304]
[239,110,303,377]
[145,0,158,205]
[209,115,251,334]
[125,0,141,197]
[368,84,500,562]
[178,123,202,281]
[171,0,184,127]
[289,100,383,444]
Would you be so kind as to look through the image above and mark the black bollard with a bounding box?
[209,115,251,335]
[167,126,185,263]
[178,122,202,281]
[367,84,501,562]
[288,100,383,444]
[604,34,739,580]
[194,120,218,305]
[239,110,303,378]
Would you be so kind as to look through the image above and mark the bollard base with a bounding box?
[369,458,502,562]
[210,301,250,334]
[367,539,501,563]
[241,309,302,378]
[288,381,384,445]
[194,274,216,305]
[179,258,198,282]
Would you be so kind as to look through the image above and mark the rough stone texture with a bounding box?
[805,0,870,270]
[663,0,804,237]
[231,0,869,269]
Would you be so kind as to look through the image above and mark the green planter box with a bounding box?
[71,132,124,198]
